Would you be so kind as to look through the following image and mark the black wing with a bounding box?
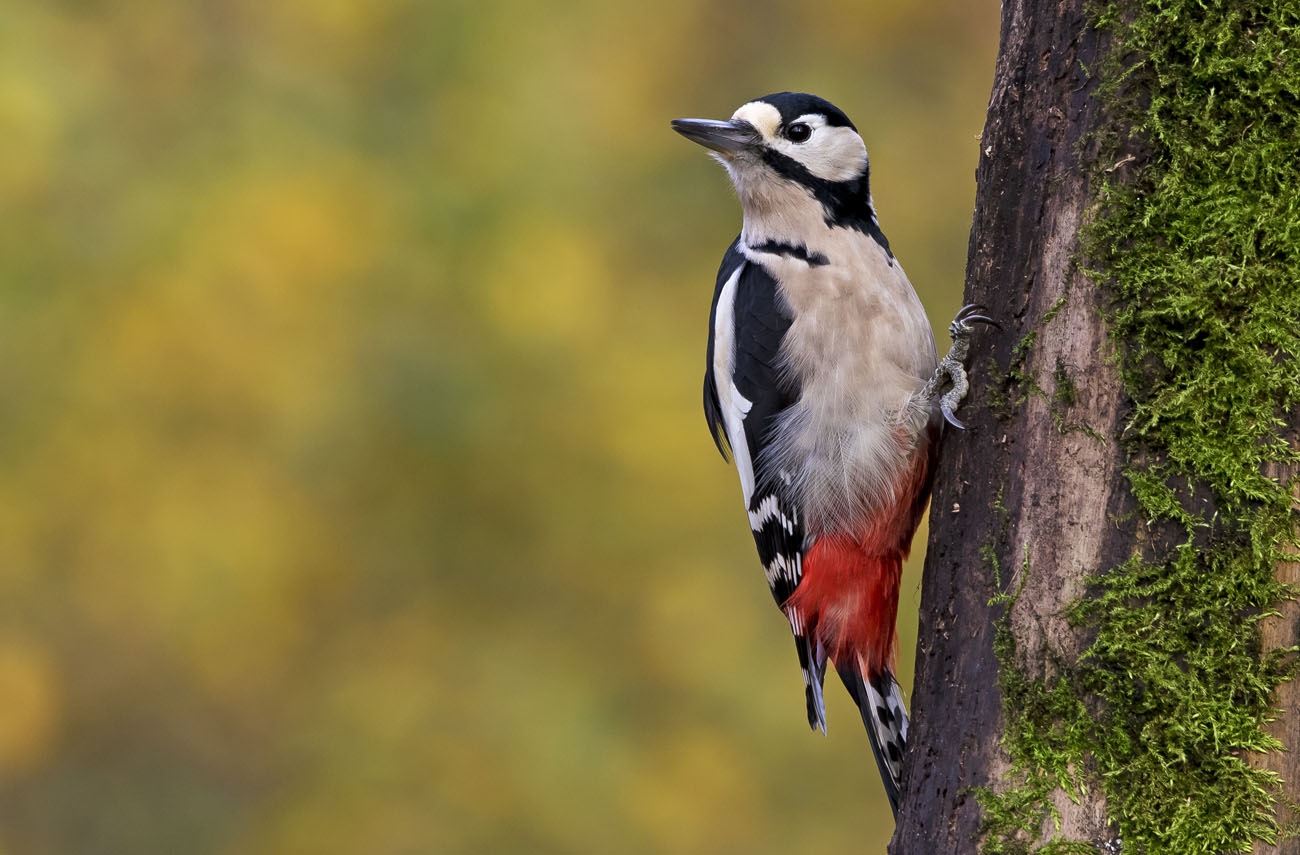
[729,253,802,602]
[703,238,743,460]
[704,240,804,602]
[703,245,827,730]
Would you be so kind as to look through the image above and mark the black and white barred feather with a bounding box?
[837,664,909,811]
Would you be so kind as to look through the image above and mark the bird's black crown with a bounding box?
[755,92,857,131]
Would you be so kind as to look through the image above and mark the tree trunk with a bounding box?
[890,0,1300,852]
[1250,455,1300,855]
[890,1,1124,848]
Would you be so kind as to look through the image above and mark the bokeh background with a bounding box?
[0,1,999,852]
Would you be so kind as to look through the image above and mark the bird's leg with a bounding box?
[921,304,998,430]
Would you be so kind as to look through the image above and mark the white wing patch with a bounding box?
[725,384,754,504]
[712,263,757,506]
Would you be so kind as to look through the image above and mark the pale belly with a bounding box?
[764,251,938,532]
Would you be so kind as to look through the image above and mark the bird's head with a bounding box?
[672,92,876,233]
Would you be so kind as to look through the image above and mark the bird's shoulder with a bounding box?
[705,239,797,434]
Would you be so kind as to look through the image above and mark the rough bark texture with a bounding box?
[890,0,1124,850]
[890,1,1300,852]
[1250,454,1300,855]
[1252,573,1300,855]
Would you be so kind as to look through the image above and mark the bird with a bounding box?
[671,92,989,816]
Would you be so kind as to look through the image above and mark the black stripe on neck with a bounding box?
[750,240,829,267]
[758,148,895,262]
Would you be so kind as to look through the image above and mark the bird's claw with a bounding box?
[924,304,995,429]
[949,303,1001,337]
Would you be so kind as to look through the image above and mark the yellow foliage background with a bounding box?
[0,1,998,851]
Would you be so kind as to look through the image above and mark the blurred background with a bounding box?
[0,1,999,852]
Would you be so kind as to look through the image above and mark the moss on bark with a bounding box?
[978,1,1300,852]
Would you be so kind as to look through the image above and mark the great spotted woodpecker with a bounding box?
[672,92,988,816]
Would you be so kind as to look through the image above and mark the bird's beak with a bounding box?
[670,118,759,154]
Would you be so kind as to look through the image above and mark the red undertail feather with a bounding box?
[784,437,935,679]
[791,537,902,678]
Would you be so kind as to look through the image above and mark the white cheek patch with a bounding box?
[727,104,869,191]
[732,101,782,141]
[781,121,868,183]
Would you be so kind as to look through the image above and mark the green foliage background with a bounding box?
[0,1,996,851]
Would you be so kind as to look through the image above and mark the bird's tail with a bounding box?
[784,533,910,814]
[791,629,829,733]
[837,661,909,817]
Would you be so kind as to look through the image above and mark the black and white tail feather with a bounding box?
[837,663,909,815]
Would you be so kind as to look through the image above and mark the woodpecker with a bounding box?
[672,92,988,816]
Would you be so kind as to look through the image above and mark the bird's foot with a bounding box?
[922,304,998,430]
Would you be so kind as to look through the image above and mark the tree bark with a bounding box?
[1249,454,1300,855]
[890,1,1300,852]
[890,1,1125,849]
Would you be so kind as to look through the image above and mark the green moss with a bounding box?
[1050,359,1076,410]
[1041,296,1069,325]
[977,1,1300,852]
[984,299,1104,441]
[988,326,1047,420]
[977,547,1097,854]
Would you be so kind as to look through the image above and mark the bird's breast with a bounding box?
[759,235,938,532]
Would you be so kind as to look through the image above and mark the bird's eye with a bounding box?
[786,123,812,143]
